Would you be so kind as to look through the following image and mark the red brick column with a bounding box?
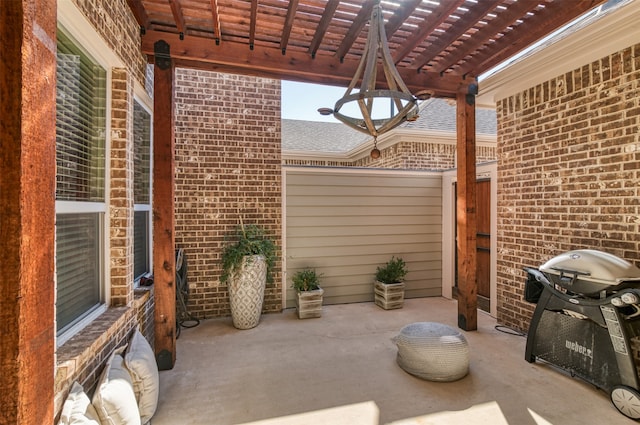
[0,1,56,424]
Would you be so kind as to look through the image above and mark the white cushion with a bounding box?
[58,381,101,425]
[124,330,159,424]
[92,348,141,425]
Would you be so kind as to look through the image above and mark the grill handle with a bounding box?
[523,267,551,285]
[550,267,590,286]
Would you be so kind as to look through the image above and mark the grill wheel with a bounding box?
[611,385,640,419]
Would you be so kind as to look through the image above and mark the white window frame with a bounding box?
[56,2,122,347]
[133,89,154,285]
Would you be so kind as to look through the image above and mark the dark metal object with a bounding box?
[154,40,171,70]
[524,250,640,419]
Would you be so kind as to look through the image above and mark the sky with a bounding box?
[281,80,346,122]
[281,80,415,123]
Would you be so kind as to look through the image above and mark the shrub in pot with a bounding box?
[221,222,276,329]
[292,268,324,319]
[374,256,408,310]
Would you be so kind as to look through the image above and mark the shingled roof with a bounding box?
[282,98,496,153]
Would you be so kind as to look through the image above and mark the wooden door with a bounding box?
[454,179,491,312]
[475,179,491,312]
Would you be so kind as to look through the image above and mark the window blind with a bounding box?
[56,213,101,332]
[134,210,149,279]
[134,101,151,204]
[56,31,106,202]
[55,28,106,335]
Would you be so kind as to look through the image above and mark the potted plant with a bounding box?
[374,256,408,310]
[221,221,276,329]
[292,268,324,319]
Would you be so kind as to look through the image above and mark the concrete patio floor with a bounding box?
[151,297,632,425]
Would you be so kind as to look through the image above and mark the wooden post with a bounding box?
[153,40,177,370]
[456,84,478,331]
[0,1,57,424]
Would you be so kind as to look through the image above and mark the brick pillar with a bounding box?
[0,1,57,425]
[110,68,135,306]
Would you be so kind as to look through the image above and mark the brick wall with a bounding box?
[353,141,496,169]
[55,290,154,419]
[174,69,283,319]
[496,43,640,331]
[54,1,154,421]
[70,0,147,86]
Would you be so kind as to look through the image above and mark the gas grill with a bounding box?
[524,249,640,420]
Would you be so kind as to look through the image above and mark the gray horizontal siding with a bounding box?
[285,168,443,308]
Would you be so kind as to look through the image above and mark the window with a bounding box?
[133,100,152,280]
[55,28,107,336]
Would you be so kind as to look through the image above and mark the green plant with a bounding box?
[291,268,322,292]
[221,222,276,285]
[375,256,407,284]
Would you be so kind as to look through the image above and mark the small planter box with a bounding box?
[374,281,405,310]
[296,288,324,319]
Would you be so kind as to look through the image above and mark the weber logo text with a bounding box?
[566,340,593,359]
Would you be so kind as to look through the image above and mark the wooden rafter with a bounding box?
[392,0,466,65]
[430,0,542,74]
[125,0,150,29]
[308,0,339,57]
[384,0,422,36]
[280,0,299,54]
[335,0,375,61]
[457,0,604,76]
[249,0,258,49]
[168,0,186,36]
[410,0,503,71]
[209,0,221,44]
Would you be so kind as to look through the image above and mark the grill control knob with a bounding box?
[621,292,640,305]
[612,297,625,307]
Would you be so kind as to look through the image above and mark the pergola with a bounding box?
[122,0,607,367]
[0,1,609,423]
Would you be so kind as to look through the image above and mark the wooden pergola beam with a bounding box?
[141,31,467,97]
[456,83,478,331]
[0,1,56,423]
[152,40,177,370]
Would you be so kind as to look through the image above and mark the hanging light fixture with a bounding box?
[319,0,422,158]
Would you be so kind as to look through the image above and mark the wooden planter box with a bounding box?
[374,281,405,310]
[296,288,324,319]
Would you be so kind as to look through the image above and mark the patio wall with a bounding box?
[285,167,444,308]
[496,43,640,332]
[174,69,283,319]
[53,0,156,420]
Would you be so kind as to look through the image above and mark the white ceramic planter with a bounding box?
[228,254,267,329]
[374,281,405,310]
[296,288,324,319]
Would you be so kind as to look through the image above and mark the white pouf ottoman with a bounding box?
[393,322,469,382]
